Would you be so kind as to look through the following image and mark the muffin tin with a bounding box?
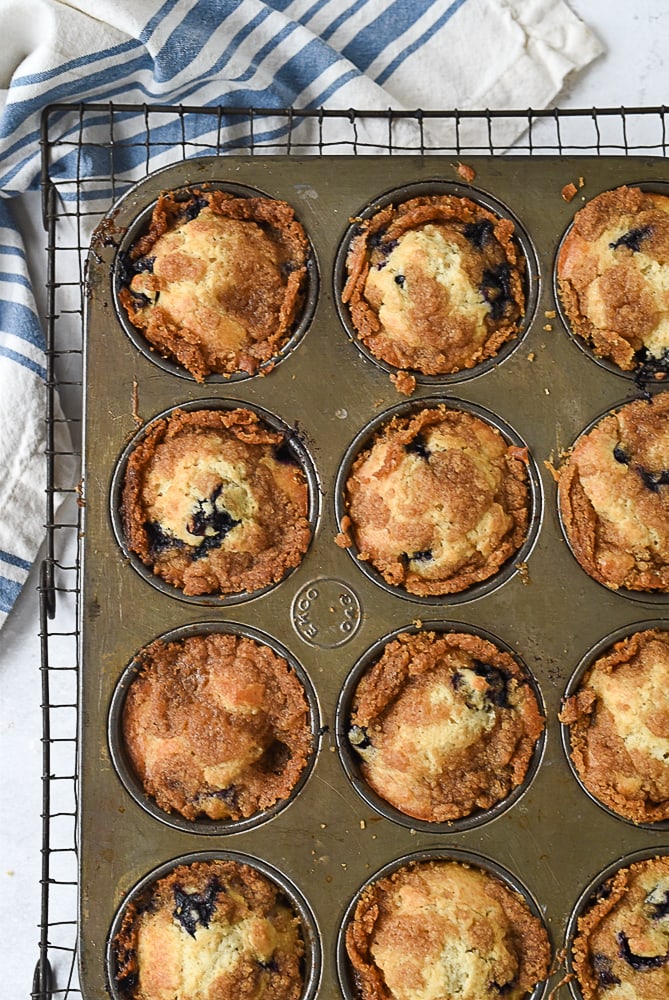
[81,155,669,999]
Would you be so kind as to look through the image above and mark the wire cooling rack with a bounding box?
[35,102,669,1000]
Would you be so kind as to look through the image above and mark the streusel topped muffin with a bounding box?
[572,854,669,1000]
[113,858,306,1000]
[120,407,311,597]
[557,184,669,373]
[345,859,551,1000]
[347,630,544,823]
[342,193,526,375]
[558,393,669,593]
[121,631,314,822]
[118,187,310,381]
[560,628,669,824]
[337,405,531,596]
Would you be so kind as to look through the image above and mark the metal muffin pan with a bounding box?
[81,154,669,999]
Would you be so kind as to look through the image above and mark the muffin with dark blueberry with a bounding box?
[113,858,306,1000]
[560,628,669,825]
[120,407,311,597]
[337,405,531,596]
[341,193,526,375]
[118,187,310,381]
[346,858,551,1000]
[558,392,669,593]
[122,631,313,822]
[572,854,669,999]
[557,184,669,374]
[347,630,544,823]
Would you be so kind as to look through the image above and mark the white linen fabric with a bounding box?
[0,0,602,627]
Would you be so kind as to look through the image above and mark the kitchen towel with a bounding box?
[0,0,603,628]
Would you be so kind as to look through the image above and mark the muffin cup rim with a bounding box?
[559,618,669,830]
[109,397,321,606]
[333,394,544,605]
[105,848,322,1000]
[332,177,540,383]
[107,620,323,836]
[335,619,547,834]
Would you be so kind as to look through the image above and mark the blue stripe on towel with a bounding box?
[0,576,22,613]
[0,550,32,571]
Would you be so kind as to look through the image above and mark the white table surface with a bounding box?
[2,2,668,996]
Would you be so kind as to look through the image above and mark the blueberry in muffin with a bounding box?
[120,407,312,597]
[113,858,306,1000]
[342,193,526,375]
[557,185,669,375]
[347,630,544,823]
[118,187,310,381]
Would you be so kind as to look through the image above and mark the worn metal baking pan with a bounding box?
[80,154,669,999]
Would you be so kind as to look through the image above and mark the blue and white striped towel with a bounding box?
[0,0,602,628]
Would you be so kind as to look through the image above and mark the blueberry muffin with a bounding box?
[118,187,309,381]
[122,632,313,822]
[337,405,531,596]
[113,858,305,1000]
[345,858,551,1000]
[558,393,669,593]
[560,628,669,824]
[341,193,526,375]
[557,185,669,374]
[120,407,311,597]
[572,855,669,999]
[347,630,544,822]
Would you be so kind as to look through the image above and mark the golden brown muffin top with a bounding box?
[338,405,530,596]
[557,185,669,372]
[348,630,544,822]
[558,392,669,592]
[346,859,551,1000]
[560,628,669,824]
[342,194,525,375]
[113,859,305,1000]
[118,188,309,381]
[572,855,669,1000]
[121,407,311,597]
[122,632,313,822]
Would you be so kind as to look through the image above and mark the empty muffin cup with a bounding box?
[108,622,321,834]
[336,622,546,832]
[334,396,542,603]
[559,621,669,828]
[110,399,320,604]
[113,180,318,382]
[107,850,322,1000]
[334,180,538,383]
[564,848,669,1000]
[337,848,552,1000]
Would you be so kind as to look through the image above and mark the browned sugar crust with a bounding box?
[558,392,669,593]
[345,859,551,1000]
[557,185,669,371]
[122,632,313,821]
[341,405,530,596]
[559,629,669,824]
[342,194,526,375]
[348,631,545,823]
[113,859,305,1000]
[572,855,669,1000]
[120,407,311,597]
[118,188,309,381]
